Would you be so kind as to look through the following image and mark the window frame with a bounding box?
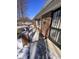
[49,8,61,45]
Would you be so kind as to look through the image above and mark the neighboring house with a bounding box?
[33,0,61,49]
[17,17,32,26]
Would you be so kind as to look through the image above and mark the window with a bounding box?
[50,29,58,40]
[49,8,61,45]
[51,10,61,28]
[50,29,61,44]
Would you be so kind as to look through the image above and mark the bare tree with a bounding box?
[17,0,27,19]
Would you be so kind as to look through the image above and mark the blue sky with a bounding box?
[26,0,46,20]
